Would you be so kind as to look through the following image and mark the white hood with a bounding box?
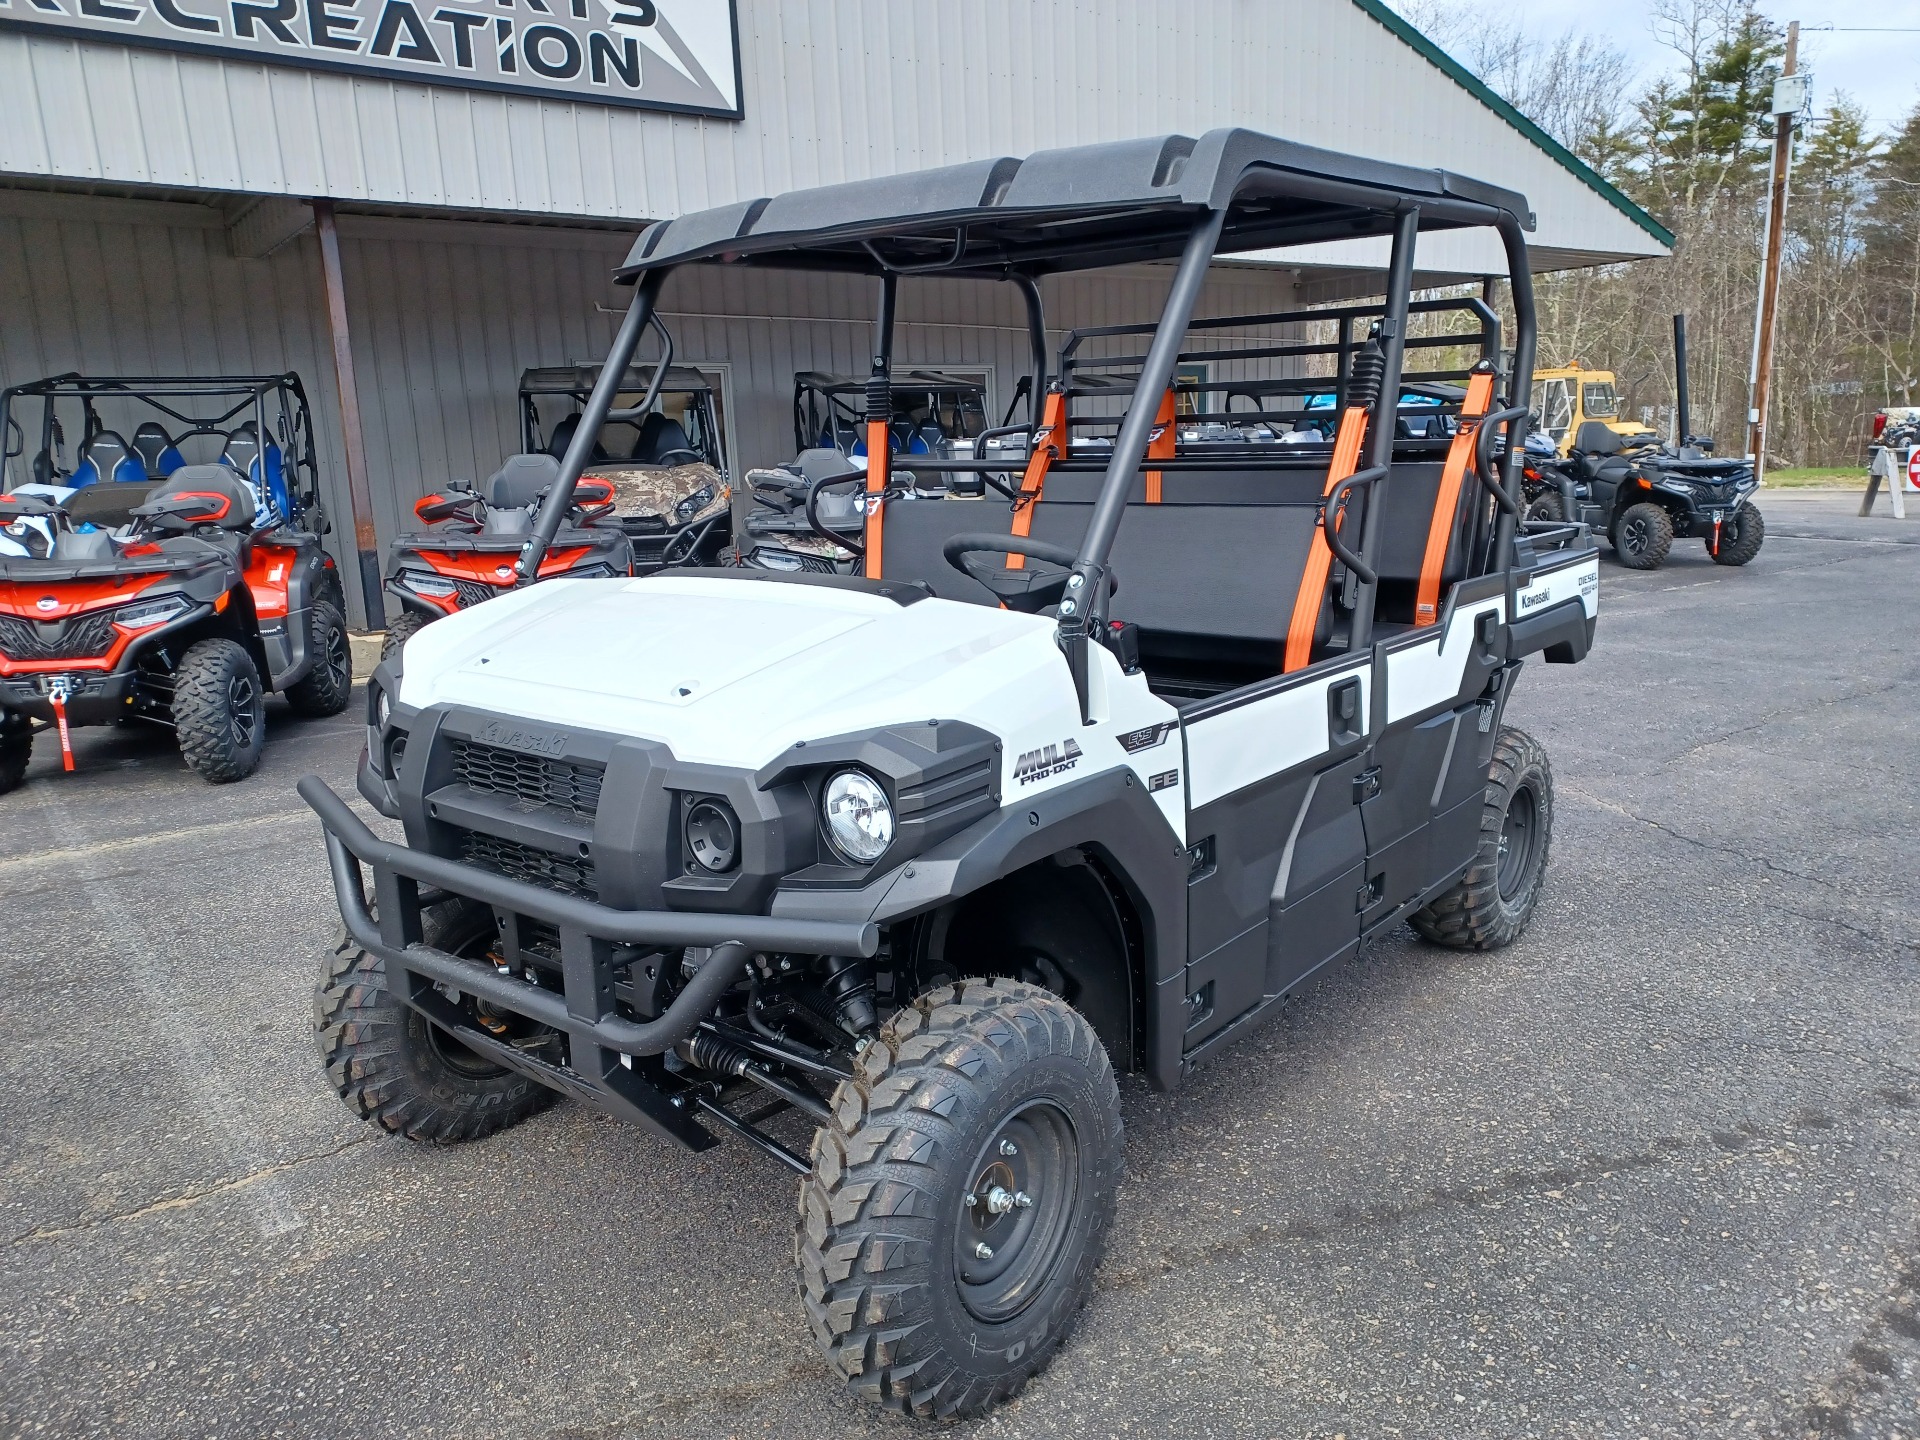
[396,575,1075,769]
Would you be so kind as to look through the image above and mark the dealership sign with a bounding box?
[0,0,740,115]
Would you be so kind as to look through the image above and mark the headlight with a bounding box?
[112,593,192,630]
[822,770,894,863]
[566,563,619,581]
[367,677,392,728]
[399,568,457,598]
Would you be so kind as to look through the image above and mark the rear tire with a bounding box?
[797,978,1123,1420]
[1412,725,1553,951]
[1612,502,1673,570]
[284,600,354,716]
[1524,491,1564,523]
[0,709,30,795]
[173,638,266,783]
[313,900,556,1143]
[381,610,430,663]
[1711,502,1764,565]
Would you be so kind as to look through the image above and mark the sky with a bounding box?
[1452,0,1920,136]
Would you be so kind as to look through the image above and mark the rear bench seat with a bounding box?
[877,437,1483,702]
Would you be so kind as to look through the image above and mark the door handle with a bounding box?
[1327,677,1363,746]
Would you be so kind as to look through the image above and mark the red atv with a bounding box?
[0,374,352,791]
[381,454,628,659]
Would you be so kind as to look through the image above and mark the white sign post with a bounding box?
[1860,445,1914,519]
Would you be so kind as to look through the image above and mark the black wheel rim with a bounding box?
[1620,515,1648,554]
[954,1100,1080,1324]
[1497,785,1537,899]
[228,672,258,748]
[424,989,512,1079]
[322,621,349,689]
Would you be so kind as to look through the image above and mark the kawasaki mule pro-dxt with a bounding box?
[0,374,350,791]
[304,131,1598,1419]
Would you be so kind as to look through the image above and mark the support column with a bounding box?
[311,199,386,631]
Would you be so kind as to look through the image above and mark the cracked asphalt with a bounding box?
[3,489,1918,1438]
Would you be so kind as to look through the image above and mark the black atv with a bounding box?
[1523,421,1762,571]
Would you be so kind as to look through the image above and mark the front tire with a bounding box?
[380,610,430,663]
[797,978,1123,1419]
[313,900,556,1143]
[284,600,354,716]
[1412,725,1553,951]
[173,638,266,783]
[1613,502,1674,570]
[1524,491,1564,523]
[1711,502,1764,565]
[0,709,30,795]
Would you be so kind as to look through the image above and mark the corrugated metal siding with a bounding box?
[0,196,1305,625]
[0,0,1662,263]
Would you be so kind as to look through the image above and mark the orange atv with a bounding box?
[0,471,350,790]
[380,454,628,659]
[0,373,352,791]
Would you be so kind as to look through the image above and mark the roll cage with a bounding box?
[521,128,1545,717]
[792,369,991,457]
[0,373,321,527]
[517,363,726,474]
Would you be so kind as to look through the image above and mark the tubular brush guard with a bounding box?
[300,775,878,1146]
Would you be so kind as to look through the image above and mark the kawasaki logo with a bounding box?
[476,720,568,756]
[1518,589,1551,610]
[1013,737,1082,786]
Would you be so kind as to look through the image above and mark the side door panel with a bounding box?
[1178,662,1369,1049]
[1358,708,1456,927]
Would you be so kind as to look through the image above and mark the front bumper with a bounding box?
[1678,501,1745,538]
[301,775,877,1145]
[0,668,137,726]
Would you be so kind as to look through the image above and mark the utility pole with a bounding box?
[1746,20,1805,479]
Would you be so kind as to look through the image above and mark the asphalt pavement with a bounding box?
[3,488,1918,1439]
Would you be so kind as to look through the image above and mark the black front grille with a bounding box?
[450,740,604,820]
[452,577,505,608]
[458,831,598,901]
[0,610,119,661]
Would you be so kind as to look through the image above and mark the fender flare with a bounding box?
[770,765,1192,1088]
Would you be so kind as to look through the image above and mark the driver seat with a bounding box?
[483,453,562,510]
[72,432,144,488]
[633,413,693,465]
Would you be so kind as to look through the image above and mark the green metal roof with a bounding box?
[1351,0,1674,250]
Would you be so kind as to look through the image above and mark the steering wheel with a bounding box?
[651,447,704,467]
[941,533,1117,614]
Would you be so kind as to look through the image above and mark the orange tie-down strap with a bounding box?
[1283,405,1370,673]
[1143,388,1177,504]
[1413,368,1496,627]
[1006,389,1067,570]
[862,417,891,578]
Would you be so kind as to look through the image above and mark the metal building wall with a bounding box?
[0,0,1664,266]
[0,191,1304,625]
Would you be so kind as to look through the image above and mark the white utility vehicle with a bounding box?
[303,130,1600,1421]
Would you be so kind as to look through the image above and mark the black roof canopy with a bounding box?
[518,364,712,396]
[794,370,989,396]
[618,129,1534,281]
